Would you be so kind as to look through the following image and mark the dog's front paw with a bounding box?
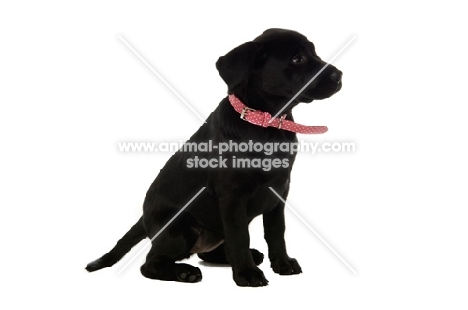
[271,257,302,275]
[233,267,268,287]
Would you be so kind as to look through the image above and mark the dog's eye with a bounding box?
[292,54,306,64]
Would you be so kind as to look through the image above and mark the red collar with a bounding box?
[228,95,328,134]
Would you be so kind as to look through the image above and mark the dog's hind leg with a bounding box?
[140,219,202,283]
[198,245,264,266]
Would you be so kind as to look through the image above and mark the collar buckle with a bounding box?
[240,107,256,121]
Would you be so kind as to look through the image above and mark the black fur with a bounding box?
[86,28,342,287]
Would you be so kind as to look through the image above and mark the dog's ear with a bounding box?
[216,41,263,93]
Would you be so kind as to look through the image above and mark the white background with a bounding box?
[1,1,467,309]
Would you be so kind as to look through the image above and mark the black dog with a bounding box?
[86,28,342,287]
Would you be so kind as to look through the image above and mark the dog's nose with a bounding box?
[330,71,342,82]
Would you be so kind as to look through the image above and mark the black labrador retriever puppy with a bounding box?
[86,28,342,287]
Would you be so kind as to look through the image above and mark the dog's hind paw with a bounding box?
[175,263,202,283]
[250,249,264,266]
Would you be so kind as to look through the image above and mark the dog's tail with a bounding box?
[85,216,146,272]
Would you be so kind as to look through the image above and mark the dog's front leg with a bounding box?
[219,196,268,287]
[263,189,302,275]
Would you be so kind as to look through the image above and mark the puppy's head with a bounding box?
[216,29,342,112]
